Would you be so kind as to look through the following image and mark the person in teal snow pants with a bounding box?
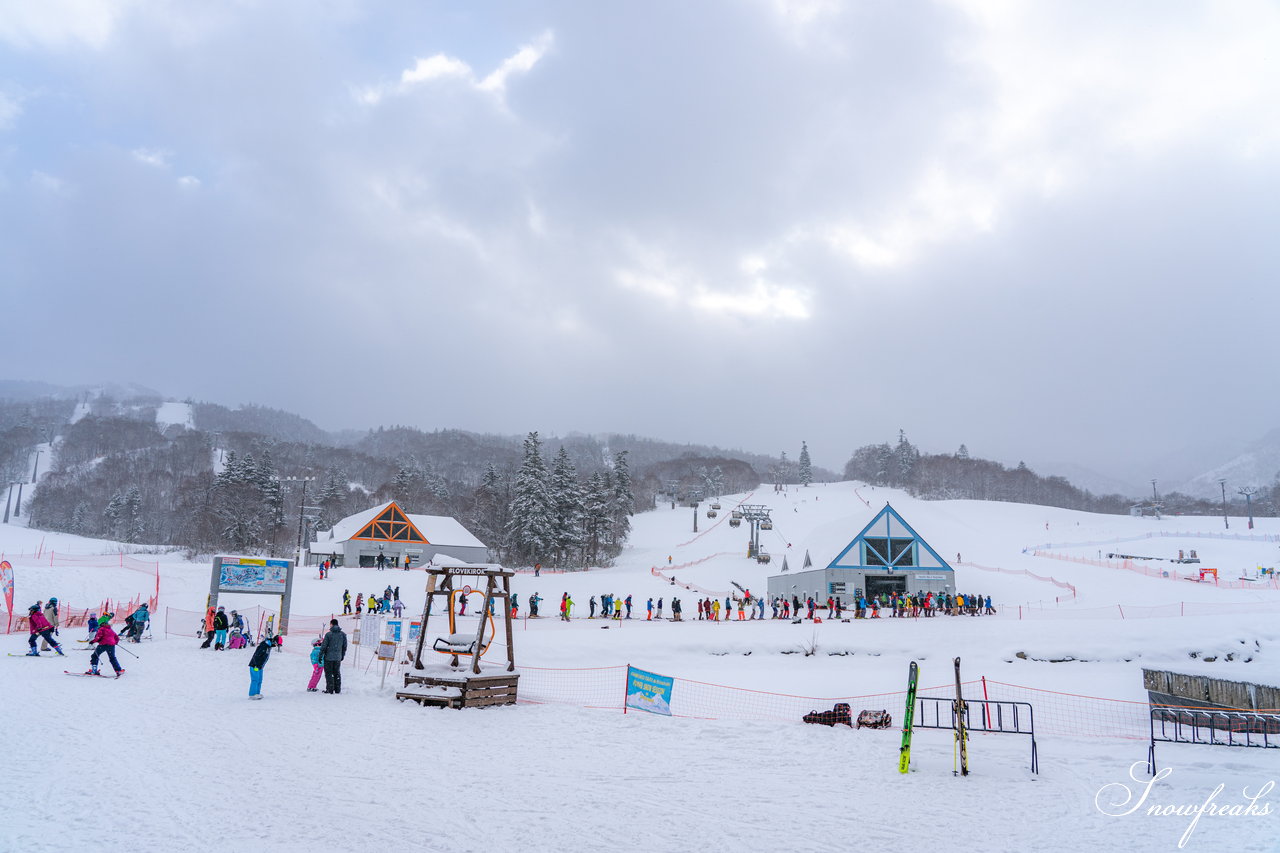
[248,638,272,699]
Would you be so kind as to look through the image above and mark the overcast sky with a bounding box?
[3,1,1278,482]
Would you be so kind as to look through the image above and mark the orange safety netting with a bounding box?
[1032,550,1280,590]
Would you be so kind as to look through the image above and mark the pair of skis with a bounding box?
[64,670,122,678]
[897,656,969,777]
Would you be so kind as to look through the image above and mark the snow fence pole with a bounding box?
[623,665,630,714]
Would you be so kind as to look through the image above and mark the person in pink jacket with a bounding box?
[86,612,124,676]
[26,605,65,656]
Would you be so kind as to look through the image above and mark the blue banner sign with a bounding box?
[626,666,674,716]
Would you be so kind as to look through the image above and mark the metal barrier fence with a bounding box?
[915,696,1038,773]
[1147,706,1280,774]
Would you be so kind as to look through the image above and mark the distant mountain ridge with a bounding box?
[1176,427,1280,498]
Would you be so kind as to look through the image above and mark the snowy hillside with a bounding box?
[3,484,1279,852]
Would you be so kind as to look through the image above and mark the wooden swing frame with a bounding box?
[413,566,516,675]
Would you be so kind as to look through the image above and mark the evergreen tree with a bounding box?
[549,447,583,567]
[472,463,511,562]
[123,485,144,543]
[798,441,812,486]
[608,450,634,548]
[956,444,970,460]
[508,432,555,565]
[895,430,918,485]
[581,471,612,566]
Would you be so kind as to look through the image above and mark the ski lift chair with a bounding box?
[432,589,496,661]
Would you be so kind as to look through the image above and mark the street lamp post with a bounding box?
[1218,479,1229,530]
[276,476,316,566]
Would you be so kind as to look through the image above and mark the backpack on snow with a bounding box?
[856,709,893,729]
[803,702,853,728]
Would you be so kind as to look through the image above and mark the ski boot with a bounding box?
[85,666,99,675]
[55,647,66,656]
[26,650,40,656]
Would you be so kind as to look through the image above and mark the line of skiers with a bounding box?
[341,587,404,616]
[508,590,996,622]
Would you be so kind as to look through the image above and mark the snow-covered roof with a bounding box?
[317,501,486,549]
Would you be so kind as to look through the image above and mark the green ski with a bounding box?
[954,656,970,776]
[898,660,919,773]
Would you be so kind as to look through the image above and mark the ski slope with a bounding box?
[3,483,1279,852]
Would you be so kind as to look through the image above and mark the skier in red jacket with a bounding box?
[26,605,65,656]
[86,613,124,676]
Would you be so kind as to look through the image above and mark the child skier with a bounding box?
[86,612,123,677]
[248,637,273,699]
[26,604,65,656]
[307,639,324,692]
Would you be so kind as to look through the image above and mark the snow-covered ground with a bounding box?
[3,483,1279,852]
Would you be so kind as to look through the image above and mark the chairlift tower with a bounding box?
[738,504,772,558]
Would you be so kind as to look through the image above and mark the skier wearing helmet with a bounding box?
[41,597,60,651]
[26,604,64,656]
[86,612,123,677]
[307,638,324,692]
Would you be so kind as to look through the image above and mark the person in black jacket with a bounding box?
[319,619,348,694]
[248,638,272,699]
[213,606,230,650]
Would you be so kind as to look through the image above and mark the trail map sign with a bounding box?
[208,555,296,634]
[217,557,289,592]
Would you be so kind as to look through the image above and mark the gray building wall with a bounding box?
[340,541,490,568]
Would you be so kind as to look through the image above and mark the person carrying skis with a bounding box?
[248,637,272,699]
[86,612,123,677]
[41,598,60,651]
[26,604,65,656]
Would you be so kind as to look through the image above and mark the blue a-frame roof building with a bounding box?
[767,503,956,604]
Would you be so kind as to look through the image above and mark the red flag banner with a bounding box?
[0,560,13,634]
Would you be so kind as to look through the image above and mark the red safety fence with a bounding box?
[3,595,160,634]
[516,667,1276,740]
[962,560,1077,602]
[1032,550,1280,590]
[163,606,363,649]
[0,553,162,634]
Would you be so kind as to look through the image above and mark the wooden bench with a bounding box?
[397,671,519,709]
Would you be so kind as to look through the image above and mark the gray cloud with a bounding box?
[3,0,1279,480]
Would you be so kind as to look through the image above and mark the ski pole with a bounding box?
[117,644,139,659]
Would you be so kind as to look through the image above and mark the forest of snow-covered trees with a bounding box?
[3,396,791,564]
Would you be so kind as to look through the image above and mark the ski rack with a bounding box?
[915,696,1039,774]
[1147,706,1280,775]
